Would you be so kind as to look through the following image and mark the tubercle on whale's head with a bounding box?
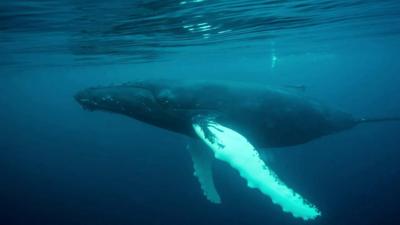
[76,83,165,114]
[74,85,156,113]
[74,81,197,133]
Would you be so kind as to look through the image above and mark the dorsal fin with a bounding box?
[357,116,400,124]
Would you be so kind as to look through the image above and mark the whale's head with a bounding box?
[74,81,202,135]
[75,84,155,113]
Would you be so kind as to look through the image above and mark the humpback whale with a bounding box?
[75,80,400,220]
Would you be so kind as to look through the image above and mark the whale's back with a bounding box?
[183,81,358,147]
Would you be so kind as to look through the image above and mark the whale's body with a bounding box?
[75,80,358,148]
[75,80,399,220]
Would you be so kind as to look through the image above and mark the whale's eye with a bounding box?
[157,89,174,108]
[159,96,169,106]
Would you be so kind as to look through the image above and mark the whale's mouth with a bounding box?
[74,96,96,111]
[74,90,102,111]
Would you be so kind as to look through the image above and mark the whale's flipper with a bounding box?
[187,142,221,204]
[192,120,321,220]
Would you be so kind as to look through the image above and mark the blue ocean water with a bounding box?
[1,0,400,224]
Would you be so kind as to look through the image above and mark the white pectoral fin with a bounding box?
[192,120,321,220]
[187,142,221,204]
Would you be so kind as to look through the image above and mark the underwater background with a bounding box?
[1,0,400,224]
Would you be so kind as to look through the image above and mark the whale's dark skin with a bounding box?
[74,80,398,148]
